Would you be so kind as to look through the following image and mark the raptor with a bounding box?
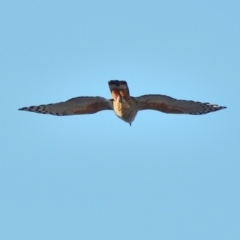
[19,80,226,125]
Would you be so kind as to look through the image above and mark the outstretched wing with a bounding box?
[19,96,113,116]
[135,95,226,115]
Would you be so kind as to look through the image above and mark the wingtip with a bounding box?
[18,107,30,111]
[219,106,227,110]
[210,104,227,111]
[211,105,227,113]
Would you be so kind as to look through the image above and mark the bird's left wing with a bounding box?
[135,94,226,115]
[19,96,113,116]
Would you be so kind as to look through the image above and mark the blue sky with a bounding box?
[1,1,240,239]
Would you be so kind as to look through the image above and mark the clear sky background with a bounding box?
[1,1,240,239]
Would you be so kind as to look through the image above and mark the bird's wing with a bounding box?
[135,94,226,115]
[19,96,113,116]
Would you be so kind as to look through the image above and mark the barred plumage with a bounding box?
[135,95,226,115]
[19,80,226,125]
[19,97,113,116]
[112,97,138,124]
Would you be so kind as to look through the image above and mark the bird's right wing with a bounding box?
[135,94,226,115]
[19,96,113,116]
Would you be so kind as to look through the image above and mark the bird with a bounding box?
[19,80,226,125]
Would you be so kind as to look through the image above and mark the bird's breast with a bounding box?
[112,99,138,123]
[113,102,129,115]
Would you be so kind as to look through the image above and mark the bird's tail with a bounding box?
[108,80,130,100]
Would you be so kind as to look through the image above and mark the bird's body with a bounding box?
[108,81,138,123]
[112,97,138,124]
[19,80,226,125]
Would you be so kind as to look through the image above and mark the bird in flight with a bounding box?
[19,80,226,125]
